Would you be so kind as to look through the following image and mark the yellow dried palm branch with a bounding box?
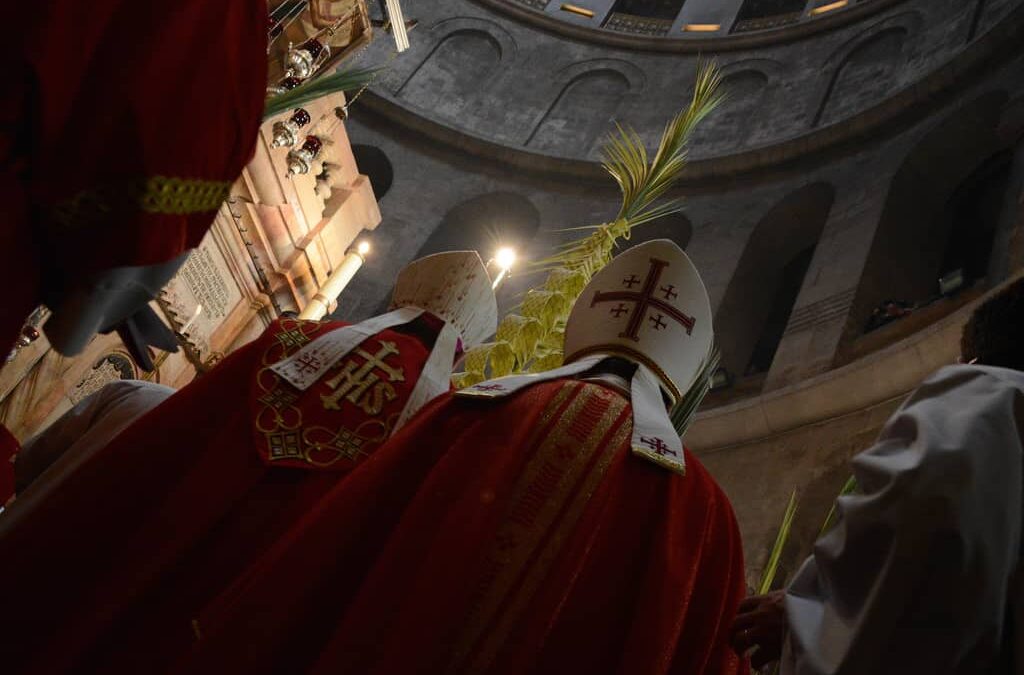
[453,61,723,389]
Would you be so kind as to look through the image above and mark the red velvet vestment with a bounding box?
[177,379,749,675]
[0,0,268,352]
[0,317,439,673]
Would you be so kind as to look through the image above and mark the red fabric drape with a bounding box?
[0,0,268,351]
[0,318,434,674]
[181,380,749,675]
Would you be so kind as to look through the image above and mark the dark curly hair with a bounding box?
[961,276,1024,370]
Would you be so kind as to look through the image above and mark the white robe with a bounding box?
[783,364,1024,675]
[14,379,175,495]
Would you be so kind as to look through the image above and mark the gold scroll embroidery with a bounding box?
[255,322,405,469]
[447,381,631,674]
[50,176,232,228]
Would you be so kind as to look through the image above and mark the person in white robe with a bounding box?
[731,276,1024,675]
[12,380,175,498]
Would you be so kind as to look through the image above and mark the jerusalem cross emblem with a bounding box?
[320,340,404,415]
[590,258,695,341]
[640,435,678,458]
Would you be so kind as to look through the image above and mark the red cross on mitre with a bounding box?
[591,258,696,341]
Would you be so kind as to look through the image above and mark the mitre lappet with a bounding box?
[271,250,497,432]
[458,239,714,475]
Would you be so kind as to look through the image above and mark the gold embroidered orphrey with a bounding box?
[255,323,409,470]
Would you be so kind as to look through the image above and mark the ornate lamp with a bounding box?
[270,108,312,148]
[287,135,325,175]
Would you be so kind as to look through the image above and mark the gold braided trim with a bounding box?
[563,344,682,405]
[139,177,232,215]
[50,176,231,228]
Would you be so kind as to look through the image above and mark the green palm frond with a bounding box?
[605,60,724,225]
[264,67,381,120]
[670,343,720,438]
[758,490,798,595]
[819,475,858,537]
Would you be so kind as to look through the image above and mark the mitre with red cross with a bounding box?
[271,251,497,431]
[458,240,713,475]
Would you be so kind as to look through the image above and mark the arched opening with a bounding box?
[351,145,394,201]
[715,183,835,384]
[746,245,816,376]
[690,70,770,155]
[397,30,502,120]
[526,69,631,157]
[816,28,907,127]
[845,92,1013,344]
[936,150,1013,286]
[413,192,542,261]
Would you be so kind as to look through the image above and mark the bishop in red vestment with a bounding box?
[171,240,749,675]
[0,252,497,674]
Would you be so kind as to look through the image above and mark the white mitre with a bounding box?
[271,250,497,430]
[457,240,713,475]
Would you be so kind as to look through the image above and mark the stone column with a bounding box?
[763,159,901,391]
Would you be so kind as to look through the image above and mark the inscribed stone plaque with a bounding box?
[160,236,243,359]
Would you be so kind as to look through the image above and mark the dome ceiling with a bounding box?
[495,0,878,39]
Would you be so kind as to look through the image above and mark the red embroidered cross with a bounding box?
[591,258,696,341]
[660,285,678,300]
[610,303,629,318]
[640,436,677,457]
[649,314,667,330]
[293,354,322,374]
[622,274,641,288]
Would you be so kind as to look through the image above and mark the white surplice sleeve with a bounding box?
[782,365,1024,675]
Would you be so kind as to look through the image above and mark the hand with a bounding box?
[730,589,787,670]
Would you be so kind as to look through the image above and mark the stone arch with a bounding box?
[846,91,1013,339]
[691,62,777,155]
[413,192,542,261]
[395,22,513,121]
[813,12,924,127]
[351,145,394,201]
[715,183,835,379]
[524,59,643,157]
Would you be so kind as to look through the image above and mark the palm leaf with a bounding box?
[264,67,381,120]
[758,490,798,595]
[670,343,720,438]
[819,475,858,537]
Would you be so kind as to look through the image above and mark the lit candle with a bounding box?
[299,240,370,320]
[490,247,517,290]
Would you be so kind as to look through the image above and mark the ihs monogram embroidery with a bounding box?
[320,340,405,415]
